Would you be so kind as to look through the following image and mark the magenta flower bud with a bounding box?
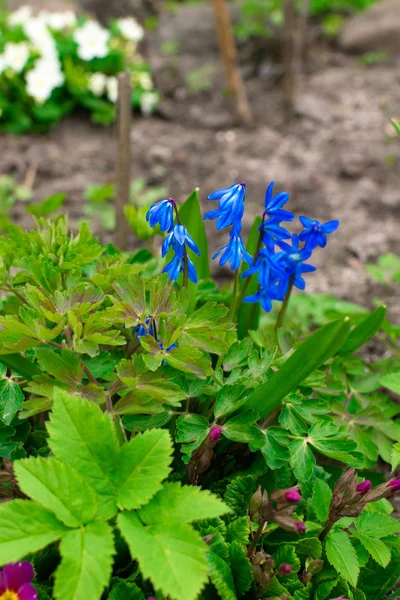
[285,489,302,503]
[280,563,292,575]
[356,480,372,495]
[295,520,306,533]
[209,425,222,441]
[387,478,400,492]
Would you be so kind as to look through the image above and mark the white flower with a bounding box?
[117,17,144,42]
[24,17,56,53]
[107,77,118,103]
[8,5,32,26]
[73,21,110,61]
[42,10,77,31]
[2,42,30,73]
[88,72,107,96]
[26,59,64,104]
[141,92,158,116]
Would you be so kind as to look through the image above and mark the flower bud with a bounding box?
[209,425,222,441]
[387,478,400,492]
[253,551,267,567]
[356,480,372,495]
[306,559,324,574]
[0,471,13,484]
[278,563,292,576]
[333,468,356,496]
[340,504,365,517]
[285,489,301,503]
[249,486,263,519]
[203,534,214,545]
[295,520,306,534]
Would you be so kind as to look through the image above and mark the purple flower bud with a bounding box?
[280,563,292,575]
[295,520,306,533]
[147,597,156,600]
[387,478,400,492]
[209,425,222,441]
[285,489,302,503]
[356,480,372,495]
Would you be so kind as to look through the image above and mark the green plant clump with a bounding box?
[0,181,399,600]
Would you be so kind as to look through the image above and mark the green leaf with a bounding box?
[358,548,400,600]
[0,499,67,563]
[223,410,263,444]
[237,216,262,339]
[340,306,386,353]
[47,389,120,520]
[313,478,333,523]
[178,302,234,355]
[229,541,252,595]
[208,548,237,600]
[326,529,359,587]
[355,511,400,538]
[273,545,301,573]
[115,429,172,511]
[164,346,212,378]
[107,580,145,600]
[118,512,209,600]
[224,475,257,516]
[391,119,400,135]
[179,188,210,281]
[392,441,400,470]
[0,378,24,425]
[14,456,97,528]
[0,353,41,379]
[214,384,247,419]
[176,413,209,443]
[289,439,316,481]
[26,193,65,217]
[138,482,230,524]
[35,348,84,386]
[245,318,351,419]
[353,533,391,568]
[54,521,115,600]
[225,516,250,546]
[380,371,400,395]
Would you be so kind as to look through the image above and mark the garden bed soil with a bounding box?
[2,0,400,314]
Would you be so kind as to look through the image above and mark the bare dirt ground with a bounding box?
[2,1,400,310]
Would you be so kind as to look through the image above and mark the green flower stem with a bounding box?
[229,268,241,322]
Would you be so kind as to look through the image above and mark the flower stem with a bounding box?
[182,250,189,289]
[275,275,294,336]
[247,517,267,558]
[229,268,240,321]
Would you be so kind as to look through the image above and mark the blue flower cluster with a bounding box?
[146,198,200,283]
[206,181,339,313]
[204,183,252,270]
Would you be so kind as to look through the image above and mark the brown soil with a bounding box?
[2,1,400,311]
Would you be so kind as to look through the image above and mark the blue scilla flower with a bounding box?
[162,224,200,258]
[146,198,175,232]
[259,217,292,246]
[264,182,294,222]
[278,234,316,291]
[136,317,153,339]
[203,182,246,230]
[163,237,198,283]
[213,229,252,271]
[244,283,285,313]
[242,248,287,289]
[299,216,339,250]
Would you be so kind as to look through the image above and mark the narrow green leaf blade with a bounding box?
[118,512,209,600]
[245,318,351,418]
[179,188,210,281]
[326,529,359,587]
[237,216,262,340]
[0,499,67,563]
[340,306,386,353]
[47,389,120,520]
[115,429,173,510]
[14,456,97,528]
[54,521,115,600]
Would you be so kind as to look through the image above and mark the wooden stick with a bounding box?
[211,0,253,125]
[283,0,297,122]
[115,71,132,252]
[298,0,311,69]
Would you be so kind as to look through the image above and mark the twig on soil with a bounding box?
[116,71,132,252]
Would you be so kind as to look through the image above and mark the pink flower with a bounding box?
[209,425,222,441]
[285,489,301,503]
[295,520,306,533]
[387,478,400,492]
[0,562,37,600]
[356,480,372,495]
[279,563,292,575]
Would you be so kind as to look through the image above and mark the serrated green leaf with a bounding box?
[107,580,145,600]
[224,475,257,516]
[54,521,115,600]
[47,389,120,520]
[380,371,400,395]
[358,548,400,600]
[226,516,250,546]
[273,545,301,572]
[115,429,172,511]
[229,541,252,595]
[355,511,400,538]
[289,439,316,481]
[294,536,322,559]
[118,512,208,600]
[353,532,391,568]
[0,499,67,563]
[245,318,351,419]
[313,479,332,523]
[326,529,359,587]
[340,306,386,353]
[0,378,24,424]
[35,348,83,386]
[208,548,237,600]
[139,482,229,524]
[14,456,97,528]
